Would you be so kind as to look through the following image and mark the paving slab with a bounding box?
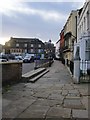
[46,107,71,118]
[63,98,86,110]
[78,89,89,96]
[33,91,51,99]
[72,109,88,118]
[33,98,63,107]
[66,93,80,98]
[2,99,11,108]
[2,98,36,118]
[81,96,89,110]
[48,93,64,101]
[62,90,68,96]
[18,105,49,118]
[62,84,74,90]
[25,83,40,89]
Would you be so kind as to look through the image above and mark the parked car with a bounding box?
[0,54,8,62]
[15,55,23,61]
[23,56,31,63]
[23,54,35,63]
[0,58,7,62]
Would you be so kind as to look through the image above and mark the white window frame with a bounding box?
[31,49,34,53]
[16,43,19,47]
[38,49,41,53]
[24,43,27,47]
[31,44,33,47]
[38,44,41,48]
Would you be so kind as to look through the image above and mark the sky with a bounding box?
[0,0,85,45]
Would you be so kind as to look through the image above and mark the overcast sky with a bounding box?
[0,0,85,45]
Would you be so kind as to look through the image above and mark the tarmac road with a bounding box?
[22,62,34,75]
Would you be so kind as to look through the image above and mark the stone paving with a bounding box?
[2,60,90,119]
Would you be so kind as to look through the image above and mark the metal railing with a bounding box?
[80,60,90,82]
[70,61,74,75]
[34,58,53,69]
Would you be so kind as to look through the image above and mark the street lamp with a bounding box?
[34,39,38,70]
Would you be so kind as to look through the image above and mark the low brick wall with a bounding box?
[0,62,22,85]
[38,60,54,68]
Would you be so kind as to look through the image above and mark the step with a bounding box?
[29,69,49,83]
[22,68,46,81]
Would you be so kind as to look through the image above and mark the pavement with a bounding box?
[2,60,90,119]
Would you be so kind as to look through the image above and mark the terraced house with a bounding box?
[4,37,45,58]
[74,1,90,82]
[59,10,77,74]
[63,10,77,66]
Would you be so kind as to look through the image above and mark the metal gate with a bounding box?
[80,60,90,82]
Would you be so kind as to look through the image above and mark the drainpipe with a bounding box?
[75,16,77,43]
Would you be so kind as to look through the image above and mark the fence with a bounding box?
[61,58,74,75]
[34,58,54,69]
[70,61,74,75]
[80,60,90,82]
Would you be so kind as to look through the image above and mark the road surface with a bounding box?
[22,62,34,75]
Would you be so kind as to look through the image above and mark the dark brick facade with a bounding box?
[4,37,45,55]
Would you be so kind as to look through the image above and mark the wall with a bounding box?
[77,1,90,62]
[77,2,90,42]
[55,40,60,59]
[63,10,77,62]
[0,62,22,85]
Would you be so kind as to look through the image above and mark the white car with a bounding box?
[0,58,7,62]
[23,56,31,63]
[15,56,23,61]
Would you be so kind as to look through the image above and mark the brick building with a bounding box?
[44,40,55,58]
[4,37,45,58]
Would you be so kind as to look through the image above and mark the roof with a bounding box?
[10,37,44,44]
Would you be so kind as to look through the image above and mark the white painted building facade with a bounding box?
[55,40,60,59]
[74,1,90,72]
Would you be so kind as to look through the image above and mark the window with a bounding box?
[86,40,90,51]
[31,49,34,53]
[38,49,41,53]
[31,44,33,47]
[82,22,83,33]
[87,11,89,30]
[86,40,90,60]
[24,44,27,47]
[80,25,81,36]
[16,43,19,47]
[86,51,90,60]
[38,44,41,48]
[25,49,27,53]
[84,17,86,31]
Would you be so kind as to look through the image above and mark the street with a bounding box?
[22,62,34,75]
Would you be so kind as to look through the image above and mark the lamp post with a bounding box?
[48,40,52,67]
[34,39,37,69]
